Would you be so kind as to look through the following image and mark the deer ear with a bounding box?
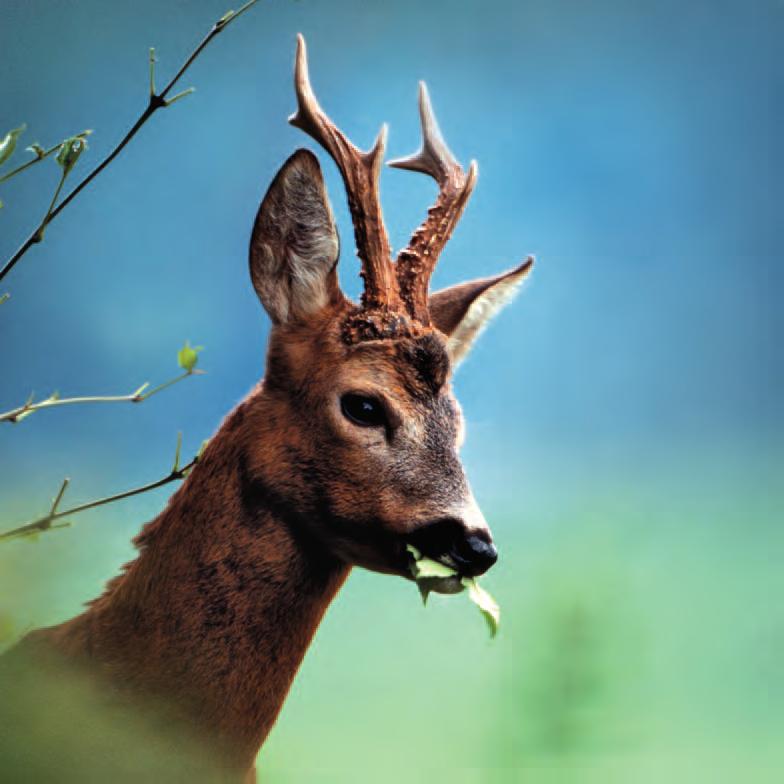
[249,149,342,324]
[429,258,534,366]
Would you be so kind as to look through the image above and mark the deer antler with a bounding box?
[389,83,478,325]
[289,34,400,312]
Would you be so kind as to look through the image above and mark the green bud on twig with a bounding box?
[27,143,46,160]
[56,136,88,176]
[177,341,203,373]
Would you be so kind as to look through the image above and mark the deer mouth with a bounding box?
[403,546,467,595]
[402,518,499,583]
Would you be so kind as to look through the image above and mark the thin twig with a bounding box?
[0,369,203,424]
[33,167,68,242]
[0,437,201,542]
[0,0,261,283]
[0,131,92,185]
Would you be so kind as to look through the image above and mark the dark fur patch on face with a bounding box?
[342,308,423,344]
[396,332,451,397]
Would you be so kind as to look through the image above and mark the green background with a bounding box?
[1,0,781,781]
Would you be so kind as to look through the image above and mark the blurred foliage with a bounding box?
[5,501,778,782]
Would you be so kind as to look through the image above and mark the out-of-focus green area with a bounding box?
[258,465,783,782]
[2,451,781,782]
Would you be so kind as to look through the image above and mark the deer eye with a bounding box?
[340,394,387,428]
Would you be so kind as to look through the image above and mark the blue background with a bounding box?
[1,1,782,780]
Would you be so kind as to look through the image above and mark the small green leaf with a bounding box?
[177,341,203,373]
[462,577,500,638]
[55,136,88,176]
[0,125,26,166]
[197,439,210,459]
[0,293,9,305]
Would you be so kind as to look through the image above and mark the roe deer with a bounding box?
[0,35,533,782]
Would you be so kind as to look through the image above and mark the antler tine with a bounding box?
[289,34,399,311]
[389,83,478,325]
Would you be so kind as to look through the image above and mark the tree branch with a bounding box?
[0,435,205,542]
[1,340,204,423]
[0,368,203,424]
[0,130,92,185]
[0,0,261,283]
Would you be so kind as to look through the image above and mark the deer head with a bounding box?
[246,35,533,585]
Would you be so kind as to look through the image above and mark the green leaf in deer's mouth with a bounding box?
[405,544,500,637]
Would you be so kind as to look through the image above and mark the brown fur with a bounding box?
[1,128,531,783]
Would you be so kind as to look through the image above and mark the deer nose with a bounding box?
[448,534,498,577]
[408,518,498,577]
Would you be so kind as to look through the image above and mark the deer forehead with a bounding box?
[273,321,456,411]
[346,331,451,398]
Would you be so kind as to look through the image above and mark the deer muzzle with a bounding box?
[407,496,498,579]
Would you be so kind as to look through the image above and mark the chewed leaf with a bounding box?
[407,543,499,637]
[406,544,457,579]
[417,580,431,605]
[406,543,422,561]
[416,558,457,579]
[462,577,500,638]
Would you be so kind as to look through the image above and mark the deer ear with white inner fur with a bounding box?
[428,257,534,367]
[249,148,342,325]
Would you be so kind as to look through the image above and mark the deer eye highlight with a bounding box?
[340,394,387,428]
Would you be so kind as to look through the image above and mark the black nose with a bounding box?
[452,535,498,577]
[408,519,498,578]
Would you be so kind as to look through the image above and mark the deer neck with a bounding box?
[47,389,351,768]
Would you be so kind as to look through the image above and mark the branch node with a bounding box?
[131,381,151,401]
[149,93,166,111]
